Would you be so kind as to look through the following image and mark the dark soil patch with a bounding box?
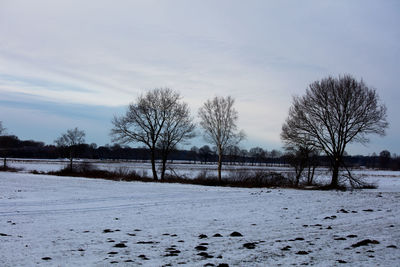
[108,252,118,255]
[229,231,243,237]
[138,254,149,260]
[103,229,114,233]
[243,242,256,249]
[137,241,159,244]
[281,245,291,251]
[41,257,52,261]
[0,233,10,236]
[127,233,136,236]
[217,264,229,267]
[351,239,380,248]
[296,251,309,255]
[197,252,213,258]
[387,245,397,248]
[199,234,208,239]
[213,233,223,237]
[337,260,347,264]
[334,237,347,241]
[195,245,208,251]
[347,234,357,238]
[362,209,374,212]
[125,259,134,262]
[295,237,305,241]
[113,243,127,248]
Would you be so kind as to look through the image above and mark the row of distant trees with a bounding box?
[0,74,390,188]
[0,132,398,170]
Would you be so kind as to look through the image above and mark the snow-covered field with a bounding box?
[0,169,399,266]
[6,158,292,178]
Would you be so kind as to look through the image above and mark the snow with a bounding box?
[0,169,399,266]
[7,158,292,178]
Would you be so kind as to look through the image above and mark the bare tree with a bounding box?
[198,96,245,182]
[55,127,86,171]
[157,97,195,180]
[111,88,195,180]
[284,144,318,187]
[249,147,266,166]
[281,74,388,188]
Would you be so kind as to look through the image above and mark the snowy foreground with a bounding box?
[0,171,399,266]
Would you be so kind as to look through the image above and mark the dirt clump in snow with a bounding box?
[195,245,208,251]
[197,252,213,258]
[138,254,149,260]
[229,231,243,237]
[243,242,257,249]
[351,239,380,248]
[113,242,127,248]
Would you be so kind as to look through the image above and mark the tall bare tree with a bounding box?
[157,97,195,180]
[55,127,86,171]
[281,74,388,188]
[111,88,195,180]
[198,96,245,182]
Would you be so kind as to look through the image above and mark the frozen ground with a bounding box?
[0,170,399,266]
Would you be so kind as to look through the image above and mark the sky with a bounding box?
[0,0,399,155]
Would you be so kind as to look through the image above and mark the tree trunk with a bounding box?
[160,152,168,181]
[69,147,74,171]
[150,148,158,180]
[330,158,340,188]
[217,149,222,182]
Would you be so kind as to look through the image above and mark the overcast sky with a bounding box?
[0,0,399,155]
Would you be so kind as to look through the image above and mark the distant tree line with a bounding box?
[0,134,399,170]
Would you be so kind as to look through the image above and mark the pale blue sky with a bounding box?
[0,0,399,155]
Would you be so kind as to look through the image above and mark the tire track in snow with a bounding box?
[0,194,250,217]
